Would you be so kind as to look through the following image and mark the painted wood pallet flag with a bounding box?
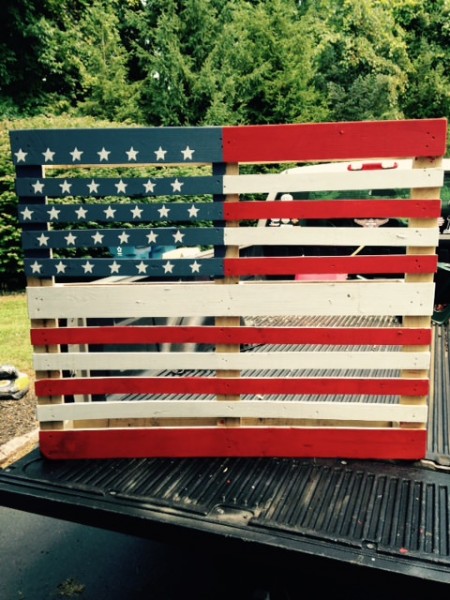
[10,118,447,460]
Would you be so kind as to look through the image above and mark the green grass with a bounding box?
[0,293,33,377]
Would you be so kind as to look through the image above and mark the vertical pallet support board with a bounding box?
[10,119,447,459]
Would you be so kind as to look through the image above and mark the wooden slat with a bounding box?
[26,282,435,319]
[224,199,443,221]
[33,350,431,372]
[21,226,441,252]
[37,400,428,423]
[30,325,433,347]
[38,428,428,460]
[225,255,437,276]
[10,127,224,166]
[224,227,439,247]
[18,201,224,224]
[222,169,443,194]
[15,175,222,198]
[223,119,447,163]
[34,376,429,397]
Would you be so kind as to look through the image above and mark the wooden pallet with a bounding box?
[10,118,447,459]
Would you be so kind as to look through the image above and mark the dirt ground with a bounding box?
[0,382,38,447]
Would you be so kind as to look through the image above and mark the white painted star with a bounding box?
[55,261,67,274]
[146,230,158,244]
[118,231,130,244]
[154,146,167,161]
[14,148,27,163]
[64,232,77,245]
[70,147,83,161]
[115,179,127,194]
[158,205,170,218]
[190,261,201,273]
[75,206,88,219]
[20,207,34,220]
[188,204,199,218]
[173,230,185,244]
[130,205,143,219]
[163,261,174,274]
[109,261,121,274]
[87,180,100,194]
[82,261,94,274]
[126,147,139,161]
[32,180,44,194]
[42,148,55,162]
[59,180,72,194]
[181,146,194,160]
[143,179,156,193]
[97,147,111,161]
[136,261,148,274]
[37,233,49,247]
[104,206,116,219]
[30,261,42,274]
[47,207,61,220]
[91,232,104,245]
[171,178,183,192]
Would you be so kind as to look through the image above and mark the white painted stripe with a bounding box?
[225,227,439,247]
[27,281,435,319]
[37,399,428,423]
[223,169,444,194]
[33,350,431,372]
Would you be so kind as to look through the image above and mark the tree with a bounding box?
[0,0,64,115]
[67,2,140,121]
[301,0,411,121]
[385,0,450,118]
[130,0,327,126]
[201,0,327,125]
[130,0,226,125]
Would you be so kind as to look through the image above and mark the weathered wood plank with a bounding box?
[26,282,435,319]
[37,400,428,423]
[222,169,443,194]
[33,350,431,372]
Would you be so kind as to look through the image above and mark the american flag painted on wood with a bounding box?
[10,119,447,460]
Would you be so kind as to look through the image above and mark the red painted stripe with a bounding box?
[224,200,442,221]
[225,255,437,276]
[223,119,447,163]
[39,428,427,460]
[31,326,431,346]
[35,376,429,397]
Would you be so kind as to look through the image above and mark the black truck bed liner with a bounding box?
[1,323,450,585]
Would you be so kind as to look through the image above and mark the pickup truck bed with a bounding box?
[1,321,449,586]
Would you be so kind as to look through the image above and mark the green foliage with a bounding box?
[60,1,140,121]
[2,0,450,125]
[201,0,327,125]
[387,0,450,118]
[1,0,450,292]
[302,0,410,121]
[130,0,328,126]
